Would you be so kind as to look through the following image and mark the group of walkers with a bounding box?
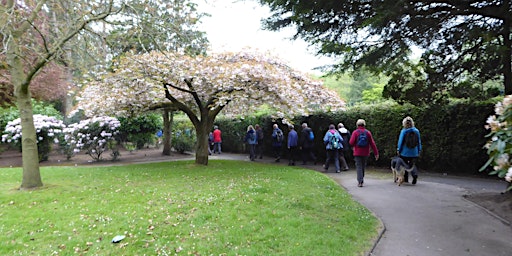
[211,116,422,188]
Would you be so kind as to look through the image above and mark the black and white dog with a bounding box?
[391,156,415,186]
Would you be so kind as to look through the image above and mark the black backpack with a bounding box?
[404,131,419,148]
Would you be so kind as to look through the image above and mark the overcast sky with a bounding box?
[195,0,335,74]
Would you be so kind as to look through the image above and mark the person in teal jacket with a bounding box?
[397,116,422,184]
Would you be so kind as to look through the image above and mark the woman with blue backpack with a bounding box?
[322,124,344,173]
[349,119,379,187]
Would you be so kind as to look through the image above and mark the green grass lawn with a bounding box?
[0,160,379,255]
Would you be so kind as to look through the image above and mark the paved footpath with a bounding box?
[328,171,511,256]
[211,153,512,256]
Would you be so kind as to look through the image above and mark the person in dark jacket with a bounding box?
[255,124,264,159]
[244,125,258,161]
[299,123,317,165]
[271,124,284,162]
[397,116,422,184]
[287,125,299,166]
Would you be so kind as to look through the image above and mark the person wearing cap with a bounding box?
[349,119,379,187]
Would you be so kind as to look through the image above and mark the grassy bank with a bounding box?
[0,160,379,255]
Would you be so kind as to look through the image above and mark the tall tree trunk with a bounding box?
[162,109,173,155]
[8,42,42,189]
[17,91,42,189]
[195,120,211,165]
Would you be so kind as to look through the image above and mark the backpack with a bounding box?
[404,131,419,148]
[248,132,256,143]
[356,130,369,147]
[330,134,340,149]
[276,129,284,142]
[308,130,314,141]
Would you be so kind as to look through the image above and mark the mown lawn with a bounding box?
[0,160,379,255]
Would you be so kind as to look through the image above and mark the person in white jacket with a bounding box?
[337,123,351,171]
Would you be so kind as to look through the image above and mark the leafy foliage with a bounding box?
[259,0,512,94]
[171,118,196,154]
[105,0,208,57]
[118,114,162,149]
[481,95,512,188]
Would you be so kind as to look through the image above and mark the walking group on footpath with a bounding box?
[235,116,421,188]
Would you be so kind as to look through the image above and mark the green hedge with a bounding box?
[214,99,499,175]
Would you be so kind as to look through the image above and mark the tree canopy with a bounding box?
[75,50,344,164]
[258,0,512,95]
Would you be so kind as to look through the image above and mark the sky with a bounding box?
[195,0,336,74]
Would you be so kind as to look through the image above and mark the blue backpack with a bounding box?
[356,130,369,147]
[330,134,340,149]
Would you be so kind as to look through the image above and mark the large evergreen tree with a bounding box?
[258,0,512,94]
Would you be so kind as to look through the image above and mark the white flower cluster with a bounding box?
[2,115,120,161]
[63,116,121,160]
[1,114,65,144]
[484,95,512,185]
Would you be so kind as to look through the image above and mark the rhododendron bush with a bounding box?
[482,95,512,190]
[62,116,121,161]
[2,116,121,162]
[75,50,345,164]
[2,115,65,162]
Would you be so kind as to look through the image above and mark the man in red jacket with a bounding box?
[212,125,222,154]
[349,119,379,187]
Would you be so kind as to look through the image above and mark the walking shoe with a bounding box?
[358,182,363,187]
[412,175,418,185]
[336,170,341,173]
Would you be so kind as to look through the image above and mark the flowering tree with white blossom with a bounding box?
[482,95,512,190]
[76,50,345,165]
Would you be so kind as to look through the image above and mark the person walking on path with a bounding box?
[244,125,258,161]
[323,124,344,173]
[300,123,317,165]
[271,124,284,162]
[212,125,222,154]
[397,116,422,184]
[287,125,299,166]
[255,124,264,159]
[349,119,379,187]
[337,122,351,171]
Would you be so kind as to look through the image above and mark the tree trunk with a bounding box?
[8,38,43,189]
[17,92,43,189]
[162,109,173,155]
[195,120,210,165]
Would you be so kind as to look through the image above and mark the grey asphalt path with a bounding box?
[328,171,512,256]
[212,153,512,256]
